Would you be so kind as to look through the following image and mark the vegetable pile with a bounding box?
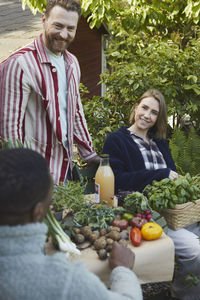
[48,182,164,259]
[71,224,129,260]
[52,181,87,213]
[144,173,200,212]
[73,204,119,229]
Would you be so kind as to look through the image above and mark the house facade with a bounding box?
[69,16,108,99]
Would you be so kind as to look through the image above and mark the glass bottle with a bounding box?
[94,154,115,206]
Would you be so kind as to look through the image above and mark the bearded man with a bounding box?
[0,0,99,183]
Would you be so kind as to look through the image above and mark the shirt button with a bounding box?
[58,141,62,145]
[64,158,68,161]
[52,68,57,72]
[58,117,60,121]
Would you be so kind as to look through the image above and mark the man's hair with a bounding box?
[129,89,167,139]
[0,148,52,215]
[45,0,81,17]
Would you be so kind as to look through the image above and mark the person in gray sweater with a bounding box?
[0,148,143,300]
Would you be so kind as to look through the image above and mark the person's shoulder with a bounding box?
[104,127,129,145]
[154,137,168,146]
[154,138,170,152]
[108,126,129,138]
[64,50,79,65]
[1,41,35,67]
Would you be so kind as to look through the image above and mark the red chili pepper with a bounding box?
[130,227,142,247]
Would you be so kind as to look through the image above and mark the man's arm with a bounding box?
[0,57,30,142]
[68,242,143,300]
[73,93,99,159]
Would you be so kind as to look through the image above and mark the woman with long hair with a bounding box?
[103,89,178,194]
[103,89,200,300]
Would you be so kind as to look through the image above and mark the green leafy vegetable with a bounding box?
[74,203,115,229]
[144,173,200,212]
[123,192,151,214]
[52,181,87,213]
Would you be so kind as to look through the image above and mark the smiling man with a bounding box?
[42,3,78,55]
[0,0,100,184]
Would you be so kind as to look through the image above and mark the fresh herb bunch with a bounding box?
[123,192,151,214]
[144,173,200,212]
[74,203,116,229]
[52,181,87,213]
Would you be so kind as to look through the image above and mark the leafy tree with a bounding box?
[104,35,200,127]
[20,0,200,34]
[20,0,200,152]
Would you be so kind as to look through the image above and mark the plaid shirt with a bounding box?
[130,133,167,170]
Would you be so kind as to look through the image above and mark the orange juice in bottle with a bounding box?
[95,154,115,206]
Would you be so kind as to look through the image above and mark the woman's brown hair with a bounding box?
[129,89,167,139]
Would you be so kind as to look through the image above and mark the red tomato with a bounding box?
[130,227,142,247]
[112,219,129,230]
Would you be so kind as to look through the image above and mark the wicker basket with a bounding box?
[161,199,200,230]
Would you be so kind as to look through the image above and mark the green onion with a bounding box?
[44,209,80,257]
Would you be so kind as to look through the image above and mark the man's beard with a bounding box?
[45,32,70,54]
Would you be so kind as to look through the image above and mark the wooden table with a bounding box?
[46,230,175,287]
[47,194,175,286]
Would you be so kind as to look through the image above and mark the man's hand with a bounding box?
[109,242,135,270]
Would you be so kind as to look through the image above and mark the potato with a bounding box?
[74,233,85,244]
[106,230,121,241]
[80,226,93,239]
[120,230,129,240]
[89,232,100,243]
[94,237,107,250]
[106,244,113,252]
[106,238,114,245]
[97,249,108,260]
[73,227,81,234]
[109,226,120,232]
[118,239,128,246]
[100,228,107,236]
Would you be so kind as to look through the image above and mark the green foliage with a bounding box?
[169,127,200,175]
[183,273,200,288]
[20,0,200,35]
[81,0,124,29]
[19,0,200,151]
[21,0,46,14]
[52,181,87,212]
[74,203,115,229]
[104,36,200,129]
[0,138,31,149]
[82,94,126,154]
[123,192,151,214]
[144,174,200,212]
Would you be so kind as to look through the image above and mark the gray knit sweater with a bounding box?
[0,223,142,300]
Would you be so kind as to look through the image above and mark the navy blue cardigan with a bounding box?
[102,126,176,193]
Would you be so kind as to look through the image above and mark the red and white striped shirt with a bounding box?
[0,34,97,183]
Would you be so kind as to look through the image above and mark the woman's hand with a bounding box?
[169,170,179,180]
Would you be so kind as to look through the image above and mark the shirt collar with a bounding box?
[129,131,153,144]
[34,34,73,67]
